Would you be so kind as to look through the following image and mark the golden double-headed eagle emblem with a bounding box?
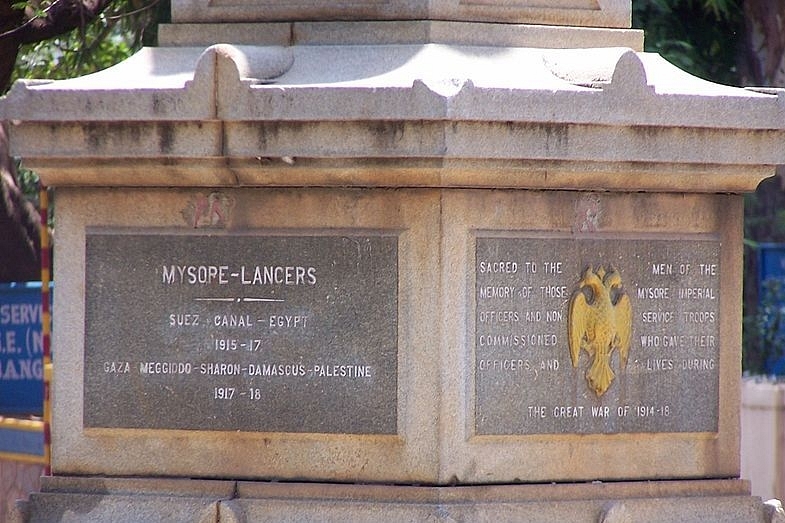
[568,266,632,397]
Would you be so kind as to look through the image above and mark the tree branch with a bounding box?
[0,2,25,93]
[0,0,115,45]
[0,0,115,92]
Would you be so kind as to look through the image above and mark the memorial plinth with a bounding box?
[3,1,785,521]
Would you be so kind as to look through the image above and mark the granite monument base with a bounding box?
[12,476,783,523]
[14,184,765,521]
[51,187,741,484]
[5,0,785,518]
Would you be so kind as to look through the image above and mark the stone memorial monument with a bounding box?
[3,0,785,521]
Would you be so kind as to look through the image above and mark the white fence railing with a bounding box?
[742,378,785,502]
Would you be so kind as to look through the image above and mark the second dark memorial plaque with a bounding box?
[475,234,721,435]
[84,230,398,434]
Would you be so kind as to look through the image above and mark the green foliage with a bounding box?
[14,32,132,83]
[632,0,745,86]
[11,159,54,227]
[7,0,166,237]
[11,0,50,18]
[11,0,164,85]
[13,158,39,203]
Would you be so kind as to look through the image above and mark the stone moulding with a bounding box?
[168,0,630,29]
[1,43,784,192]
[156,21,645,49]
[16,476,782,523]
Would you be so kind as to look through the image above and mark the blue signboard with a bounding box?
[758,243,785,291]
[757,245,785,375]
[0,418,45,463]
[0,282,49,415]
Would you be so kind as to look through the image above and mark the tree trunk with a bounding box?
[0,0,117,283]
[0,123,41,283]
[741,0,785,86]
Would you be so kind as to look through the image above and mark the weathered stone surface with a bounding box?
[47,186,744,485]
[1,44,783,193]
[15,477,776,523]
[168,0,631,29]
[158,21,644,49]
[0,3,776,518]
[439,190,742,483]
[84,232,398,434]
[21,493,219,523]
[52,187,441,483]
[474,236,720,435]
[765,500,785,523]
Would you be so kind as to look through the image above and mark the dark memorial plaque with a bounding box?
[84,231,398,434]
[475,234,720,435]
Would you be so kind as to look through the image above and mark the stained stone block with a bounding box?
[50,185,744,485]
[16,477,235,523]
[169,0,631,29]
[439,189,742,483]
[156,20,644,51]
[14,476,772,523]
[53,187,441,483]
[84,232,398,434]
[473,236,720,436]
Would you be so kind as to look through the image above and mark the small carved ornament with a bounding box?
[183,192,234,228]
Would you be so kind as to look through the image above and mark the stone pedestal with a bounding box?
[16,186,747,486]
[14,476,779,523]
[2,1,785,521]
